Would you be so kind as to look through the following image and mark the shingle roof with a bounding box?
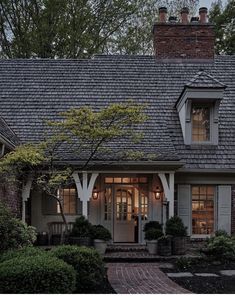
[186,71,226,89]
[0,55,234,169]
[0,116,19,147]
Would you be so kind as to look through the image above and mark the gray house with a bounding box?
[0,7,235,243]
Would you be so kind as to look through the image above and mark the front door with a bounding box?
[113,187,135,242]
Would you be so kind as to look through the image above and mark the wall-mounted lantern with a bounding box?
[153,185,163,200]
[92,187,99,200]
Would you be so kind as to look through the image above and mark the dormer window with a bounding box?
[192,104,210,142]
[175,71,226,146]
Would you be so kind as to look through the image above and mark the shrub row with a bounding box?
[0,245,106,294]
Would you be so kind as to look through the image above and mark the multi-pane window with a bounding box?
[140,188,148,221]
[192,105,210,142]
[105,177,148,184]
[57,188,77,214]
[116,189,133,221]
[192,186,215,235]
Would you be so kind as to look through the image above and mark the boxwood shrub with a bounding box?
[0,254,76,293]
[50,245,106,293]
[0,246,46,263]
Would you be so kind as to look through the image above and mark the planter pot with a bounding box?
[69,236,92,246]
[172,236,187,255]
[158,237,172,256]
[146,240,158,255]
[94,239,107,255]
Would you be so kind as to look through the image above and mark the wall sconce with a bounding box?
[92,187,99,200]
[154,185,162,200]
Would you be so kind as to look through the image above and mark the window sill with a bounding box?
[190,234,211,240]
[186,144,218,150]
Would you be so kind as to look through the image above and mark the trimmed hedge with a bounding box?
[50,245,106,293]
[0,246,46,263]
[0,254,76,293]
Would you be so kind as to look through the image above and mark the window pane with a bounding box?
[114,178,122,183]
[57,187,76,214]
[192,185,214,235]
[105,177,113,183]
[192,105,210,142]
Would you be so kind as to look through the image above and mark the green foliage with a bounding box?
[165,216,187,237]
[0,0,199,58]
[176,257,193,270]
[0,254,76,293]
[215,229,230,237]
[0,144,45,180]
[71,216,93,238]
[0,202,37,251]
[203,235,235,261]
[0,246,46,263]
[50,245,106,293]
[158,235,172,244]
[144,228,163,240]
[143,220,163,232]
[92,225,112,241]
[209,0,235,54]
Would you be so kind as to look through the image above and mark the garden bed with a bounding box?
[160,260,235,294]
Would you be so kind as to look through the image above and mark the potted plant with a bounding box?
[144,221,163,233]
[158,235,172,256]
[165,216,188,255]
[69,216,93,246]
[92,225,112,255]
[145,228,163,255]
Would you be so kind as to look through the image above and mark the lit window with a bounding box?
[104,177,148,184]
[57,188,77,214]
[192,105,210,142]
[192,185,214,234]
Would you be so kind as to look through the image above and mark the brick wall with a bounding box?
[0,183,21,218]
[232,186,235,235]
[153,23,215,61]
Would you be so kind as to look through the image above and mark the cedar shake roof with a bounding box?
[0,55,234,170]
[0,116,19,147]
[185,71,226,89]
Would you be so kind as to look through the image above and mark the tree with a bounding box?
[0,101,146,241]
[209,0,235,54]
[0,0,199,58]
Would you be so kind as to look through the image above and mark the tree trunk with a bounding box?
[55,197,69,244]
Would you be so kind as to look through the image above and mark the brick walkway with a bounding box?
[107,263,190,294]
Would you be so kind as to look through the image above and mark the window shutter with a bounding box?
[217,186,231,234]
[178,185,191,235]
[42,192,57,215]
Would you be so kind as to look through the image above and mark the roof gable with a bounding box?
[186,71,226,89]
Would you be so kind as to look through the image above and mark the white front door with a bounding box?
[113,187,135,242]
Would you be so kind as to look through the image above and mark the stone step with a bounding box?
[106,244,147,253]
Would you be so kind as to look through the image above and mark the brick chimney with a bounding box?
[153,7,215,63]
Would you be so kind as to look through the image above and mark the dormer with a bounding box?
[176,71,226,146]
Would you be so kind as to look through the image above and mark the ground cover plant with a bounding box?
[160,231,235,293]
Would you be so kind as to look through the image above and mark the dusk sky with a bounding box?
[199,0,227,9]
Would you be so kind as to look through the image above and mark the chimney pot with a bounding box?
[159,7,167,23]
[181,7,189,24]
[199,7,208,23]
[168,16,177,23]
